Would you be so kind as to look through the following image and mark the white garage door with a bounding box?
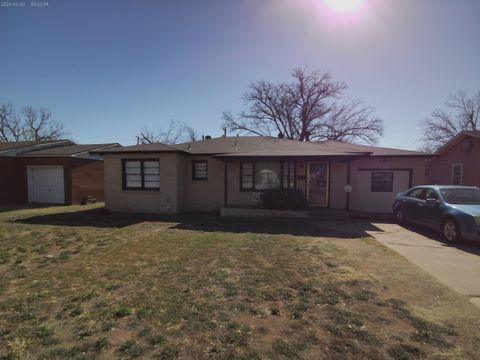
[28,166,65,204]
[351,170,411,213]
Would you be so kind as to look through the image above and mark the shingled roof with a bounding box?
[96,136,431,158]
[175,137,370,157]
[20,143,120,157]
[95,142,182,154]
[436,131,480,154]
[0,140,72,153]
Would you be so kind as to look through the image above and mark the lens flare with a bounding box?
[323,0,362,13]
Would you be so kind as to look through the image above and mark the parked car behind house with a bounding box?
[393,185,480,243]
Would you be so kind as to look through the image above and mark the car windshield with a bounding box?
[440,188,480,205]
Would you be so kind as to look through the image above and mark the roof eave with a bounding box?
[435,132,477,154]
[370,154,437,158]
[96,149,186,155]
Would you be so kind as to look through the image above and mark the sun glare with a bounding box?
[323,0,362,13]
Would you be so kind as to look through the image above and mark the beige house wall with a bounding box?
[103,152,429,215]
[176,155,188,211]
[185,156,225,212]
[103,153,183,214]
[349,157,429,214]
[329,160,349,209]
[226,160,254,207]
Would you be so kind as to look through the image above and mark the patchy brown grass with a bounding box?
[0,204,479,359]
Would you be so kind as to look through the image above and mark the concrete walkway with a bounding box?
[368,223,480,308]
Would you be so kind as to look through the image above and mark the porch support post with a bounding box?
[346,159,351,212]
[224,159,228,208]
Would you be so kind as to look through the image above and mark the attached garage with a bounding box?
[351,169,412,214]
[27,166,65,204]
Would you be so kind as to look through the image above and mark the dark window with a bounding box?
[123,160,160,191]
[241,162,254,190]
[406,188,425,199]
[440,187,480,205]
[282,161,296,190]
[371,172,393,192]
[255,161,281,190]
[424,188,439,200]
[192,160,208,180]
[452,164,463,185]
[241,161,296,191]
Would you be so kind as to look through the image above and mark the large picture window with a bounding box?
[241,161,296,191]
[123,160,160,191]
[371,172,393,192]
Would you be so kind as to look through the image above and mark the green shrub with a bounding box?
[262,189,308,210]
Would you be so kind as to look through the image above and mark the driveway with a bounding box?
[367,223,480,307]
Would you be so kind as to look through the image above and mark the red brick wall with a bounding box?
[427,137,480,186]
[0,157,24,203]
[0,157,105,205]
[70,159,105,204]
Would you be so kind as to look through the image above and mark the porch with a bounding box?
[218,156,357,212]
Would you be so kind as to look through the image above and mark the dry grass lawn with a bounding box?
[0,204,479,359]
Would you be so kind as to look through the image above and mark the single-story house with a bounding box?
[0,140,118,204]
[427,131,480,187]
[97,136,432,216]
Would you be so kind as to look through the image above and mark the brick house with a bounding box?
[427,131,480,186]
[97,136,433,216]
[0,141,119,204]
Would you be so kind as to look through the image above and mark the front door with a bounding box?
[307,162,329,207]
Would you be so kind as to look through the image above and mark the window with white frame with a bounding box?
[451,163,463,185]
[123,160,160,190]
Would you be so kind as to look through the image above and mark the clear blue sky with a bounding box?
[1,0,479,149]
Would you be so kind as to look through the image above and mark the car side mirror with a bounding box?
[426,198,440,208]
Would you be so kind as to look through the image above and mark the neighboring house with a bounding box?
[97,136,432,216]
[427,131,480,187]
[0,140,119,204]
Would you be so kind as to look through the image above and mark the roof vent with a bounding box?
[205,135,212,140]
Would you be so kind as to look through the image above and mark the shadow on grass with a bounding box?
[12,208,385,238]
[0,203,58,213]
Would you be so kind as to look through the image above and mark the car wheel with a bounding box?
[394,207,407,224]
[442,219,461,243]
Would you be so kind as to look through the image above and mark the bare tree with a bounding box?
[0,103,22,141]
[21,106,66,141]
[0,103,67,142]
[222,68,383,144]
[136,120,197,144]
[420,90,480,152]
